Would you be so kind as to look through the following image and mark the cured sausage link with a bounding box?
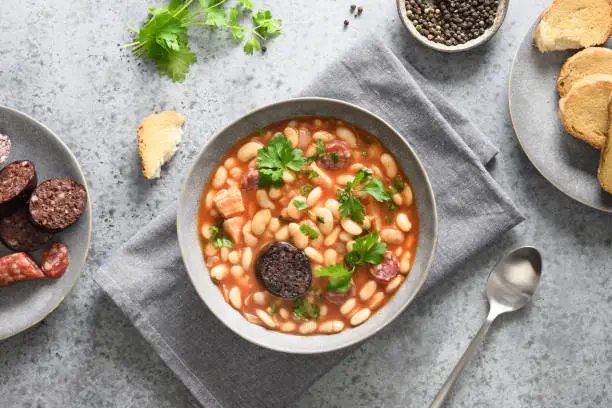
[41,243,70,279]
[370,252,400,282]
[0,253,44,287]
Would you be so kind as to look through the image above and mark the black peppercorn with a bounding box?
[344,19,349,27]
[357,6,364,14]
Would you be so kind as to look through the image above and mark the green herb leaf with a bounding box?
[252,10,282,39]
[156,45,197,82]
[304,139,326,164]
[269,301,278,314]
[205,5,228,26]
[389,177,405,195]
[299,184,314,195]
[257,134,305,187]
[236,0,253,10]
[305,169,319,179]
[229,7,245,40]
[314,264,353,293]
[243,36,260,54]
[344,231,386,269]
[316,216,325,224]
[361,177,392,202]
[299,224,319,239]
[337,190,365,224]
[293,199,309,211]
[330,152,340,164]
[292,298,320,321]
[209,225,234,249]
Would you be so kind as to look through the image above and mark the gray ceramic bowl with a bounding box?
[397,0,509,52]
[177,98,438,354]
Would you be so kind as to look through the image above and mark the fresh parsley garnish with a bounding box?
[305,170,319,179]
[269,301,278,314]
[361,177,392,202]
[389,177,405,195]
[127,0,282,82]
[209,223,234,249]
[337,169,391,224]
[337,190,366,224]
[305,139,326,164]
[292,298,320,321]
[293,199,309,211]
[299,224,319,239]
[314,264,353,293]
[299,184,314,195]
[316,215,325,224]
[343,231,386,270]
[257,134,305,187]
[330,152,340,164]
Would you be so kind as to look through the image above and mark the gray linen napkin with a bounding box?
[94,39,524,408]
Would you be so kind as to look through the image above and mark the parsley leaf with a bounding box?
[305,139,326,164]
[269,301,278,314]
[243,36,261,54]
[229,7,244,40]
[299,184,314,195]
[293,199,309,211]
[337,190,365,224]
[314,264,353,293]
[305,169,319,179]
[299,224,319,239]
[361,178,392,202]
[236,0,253,10]
[252,10,282,39]
[205,3,228,26]
[257,134,305,187]
[209,224,234,249]
[316,216,325,224]
[156,45,197,82]
[389,177,405,195]
[292,298,320,321]
[330,152,340,164]
[344,231,386,269]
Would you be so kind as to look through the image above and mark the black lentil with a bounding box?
[404,0,499,46]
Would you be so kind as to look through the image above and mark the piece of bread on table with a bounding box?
[559,74,612,149]
[534,0,612,52]
[137,111,184,179]
[558,47,612,97]
[598,96,612,193]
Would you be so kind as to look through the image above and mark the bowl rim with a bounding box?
[396,0,509,53]
[177,97,438,353]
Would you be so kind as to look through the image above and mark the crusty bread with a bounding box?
[534,0,612,52]
[598,96,612,193]
[137,111,184,179]
[558,47,612,97]
[559,74,612,149]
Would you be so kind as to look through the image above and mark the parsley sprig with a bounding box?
[257,134,305,187]
[292,298,320,321]
[314,231,386,293]
[127,0,282,82]
[209,221,234,249]
[337,169,391,224]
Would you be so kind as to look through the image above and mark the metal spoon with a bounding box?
[430,246,543,408]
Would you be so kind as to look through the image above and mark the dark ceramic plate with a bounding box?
[509,20,612,212]
[0,106,92,339]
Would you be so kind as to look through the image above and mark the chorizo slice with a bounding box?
[0,253,44,287]
[0,160,37,218]
[369,252,400,282]
[29,178,87,232]
[41,243,70,279]
[241,167,259,190]
[318,140,352,171]
[0,208,53,252]
[0,134,10,164]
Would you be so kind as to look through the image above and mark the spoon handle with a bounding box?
[429,312,496,408]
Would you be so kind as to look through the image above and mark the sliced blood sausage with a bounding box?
[255,241,312,300]
[318,140,352,171]
[41,243,70,279]
[0,208,53,252]
[0,160,37,218]
[241,167,259,190]
[0,252,44,287]
[29,178,87,231]
[370,251,400,281]
[0,134,11,164]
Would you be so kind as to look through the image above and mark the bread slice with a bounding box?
[598,96,612,193]
[558,47,612,97]
[137,111,184,179]
[559,74,612,149]
[534,0,612,52]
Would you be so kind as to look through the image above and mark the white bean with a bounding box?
[380,153,398,178]
[201,224,213,239]
[244,232,258,246]
[231,265,244,278]
[288,223,309,249]
[298,321,317,334]
[269,187,281,200]
[304,247,323,264]
[204,243,217,256]
[205,191,214,210]
[381,228,405,244]
[279,308,290,320]
[340,298,357,315]
[350,308,372,326]
[386,275,404,293]
[325,199,340,219]
[274,225,290,241]
[212,167,228,189]
[256,309,277,328]
[229,287,242,309]
[392,193,403,206]
[267,217,280,233]
[252,209,272,236]
[255,190,274,209]
[319,320,345,334]
[359,281,377,301]
[349,163,364,172]
[369,292,385,309]
[307,187,323,207]
[323,249,337,266]
[346,240,354,252]
[341,218,363,236]
[288,196,307,219]
[281,322,296,332]
[310,162,333,189]
[404,186,414,207]
[242,247,253,270]
[336,174,354,186]
[368,144,382,159]
[362,216,371,230]
[284,127,299,147]
[210,265,228,281]
[371,164,384,179]
[224,157,238,169]
[396,213,412,232]
[228,251,240,264]
[220,247,229,261]
[253,291,267,305]
[324,227,341,246]
[339,231,351,242]
[314,207,334,235]
[312,130,334,142]
[237,142,263,162]
[400,252,412,274]
[336,127,357,147]
[282,170,296,184]
[319,304,328,317]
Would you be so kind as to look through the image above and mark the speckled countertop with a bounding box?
[1,0,611,407]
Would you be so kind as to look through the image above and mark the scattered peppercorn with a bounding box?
[357,6,364,14]
[350,4,356,11]
[344,19,350,27]
[262,46,267,53]
[404,0,500,46]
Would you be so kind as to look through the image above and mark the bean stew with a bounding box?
[197,117,419,335]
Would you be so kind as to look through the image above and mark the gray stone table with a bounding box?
[1,0,611,407]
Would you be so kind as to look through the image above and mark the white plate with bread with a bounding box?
[509,0,612,212]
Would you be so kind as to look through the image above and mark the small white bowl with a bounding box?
[177,98,438,354]
[396,0,509,52]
